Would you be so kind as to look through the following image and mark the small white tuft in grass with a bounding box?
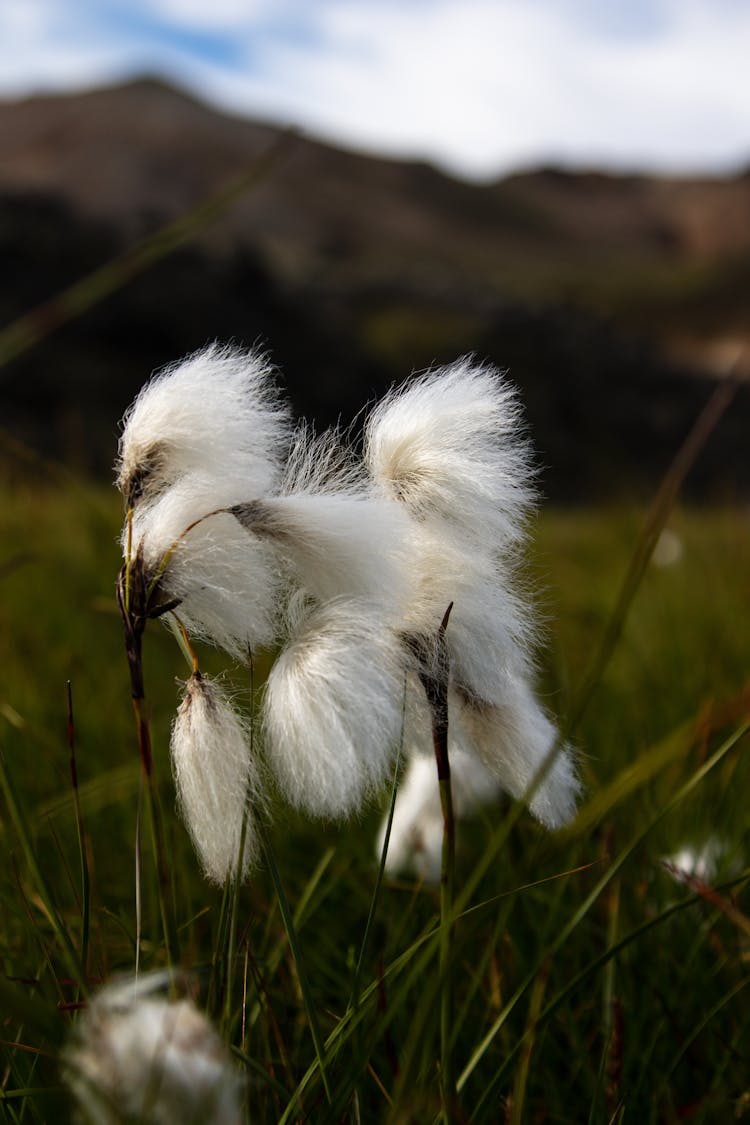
[377,747,502,883]
[62,973,242,1124]
[171,672,261,885]
[661,836,731,883]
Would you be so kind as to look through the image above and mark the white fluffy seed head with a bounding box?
[365,357,536,554]
[62,974,242,1125]
[263,598,409,818]
[260,421,415,614]
[236,493,413,616]
[128,476,282,657]
[117,343,291,510]
[376,747,502,883]
[403,523,535,705]
[171,672,261,884]
[456,680,580,830]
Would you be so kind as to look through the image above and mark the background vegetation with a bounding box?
[1,462,747,1121]
[1,76,748,1124]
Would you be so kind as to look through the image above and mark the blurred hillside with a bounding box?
[0,77,747,499]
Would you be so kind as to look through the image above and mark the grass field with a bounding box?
[1,467,748,1123]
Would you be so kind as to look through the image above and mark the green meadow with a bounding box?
[1,468,748,1122]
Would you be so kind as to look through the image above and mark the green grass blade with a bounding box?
[0,749,85,995]
[259,821,333,1106]
[462,718,749,1112]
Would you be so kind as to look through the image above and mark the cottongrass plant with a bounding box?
[116,343,579,885]
[171,671,262,884]
[62,973,242,1124]
[116,343,579,1122]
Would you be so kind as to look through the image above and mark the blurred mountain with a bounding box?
[0,77,747,498]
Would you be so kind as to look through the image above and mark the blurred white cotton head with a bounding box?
[171,672,261,884]
[117,343,291,510]
[376,747,502,883]
[263,598,409,818]
[62,974,242,1125]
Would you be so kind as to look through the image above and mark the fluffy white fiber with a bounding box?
[365,357,535,552]
[456,679,580,830]
[62,973,242,1125]
[118,345,292,656]
[402,523,534,704]
[117,344,580,873]
[129,476,282,657]
[376,748,502,883]
[263,598,409,818]
[254,492,413,613]
[363,357,579,827]
[171,673,260,885]
[117,343,290,508]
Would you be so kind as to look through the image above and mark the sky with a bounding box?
[1,0,749,180]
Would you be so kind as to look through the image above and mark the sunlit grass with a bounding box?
[1,474,748,1121]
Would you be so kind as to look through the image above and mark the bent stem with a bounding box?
[117,549,180,968]
[418,603,456,1123]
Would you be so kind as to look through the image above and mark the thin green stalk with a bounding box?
[222,650,256,1034]
[660,976,750,1088]
[564,374,739,740]
[66,681,90,990]
[209,876,233,1017]
[0,750,85,995]
[588,863,621,1125]
[509,960,549,1125]
[145,775,180,970]
[345,690,406,1123]
[437,771,456,1122]
[464,719,749,1115]
[349,676,408,1010]
[118,544,179,968]
[259,821,332,1105]
[222,804,250,1033]
[244,846,335,1033]
[417,603,456,1122]
[135,774,143,978]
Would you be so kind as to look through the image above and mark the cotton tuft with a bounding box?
[116,346,580,878]
[117,345,291,655]
[455,682,580,830]
[171,672,261,884]
[233,491,413,614]
[364,357,579,827]
[62,974,242,1124]
[117,343,291,509]
[365,357,535,551]
[263,598,409,818]
[130,477,282,656]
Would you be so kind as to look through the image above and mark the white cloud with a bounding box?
[1,0,749,178]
